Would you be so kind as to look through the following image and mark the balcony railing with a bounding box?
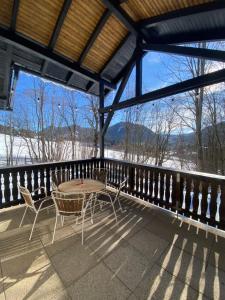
[0,158,225,230]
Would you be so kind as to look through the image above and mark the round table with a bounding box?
[58,179,105,194]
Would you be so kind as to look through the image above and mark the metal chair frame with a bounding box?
[19,186,55,240]
[51,191,93,245]
[92,178,127,222]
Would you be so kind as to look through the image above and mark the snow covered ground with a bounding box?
[0,133,191,170]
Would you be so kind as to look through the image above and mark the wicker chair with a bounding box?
[52,169,70,189]
[51,191,93,245]
[19,186,55,240]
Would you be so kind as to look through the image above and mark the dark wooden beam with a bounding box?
[140,43,225,63]
[102,0,139,36]
[0,27,116,90]
[78,9,111,65]
[101,68,225,113]
[135,48,143,97]
[139,2,225,29]
[99,81,105,158]
[11,0,20,31]
[49,0,72,49]
[66,72,74,85]
[41,60,48,76]
[102,55,135,135]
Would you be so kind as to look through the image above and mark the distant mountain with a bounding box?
[0,120,224,146]
[169,122,225,146]
[105,122,156,145]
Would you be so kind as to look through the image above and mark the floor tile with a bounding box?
[133,264,207,300]
[104,241,150,291]
[128,228,169,262]
[3,265,65,300]
[158,244,207,293]
[50,236,98,287]
[67,262,130,300]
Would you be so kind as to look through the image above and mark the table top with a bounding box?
[58,179,105,194]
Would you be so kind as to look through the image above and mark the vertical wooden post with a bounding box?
[99,80,105,162]
[135,48,143,97]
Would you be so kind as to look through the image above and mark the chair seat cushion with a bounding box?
[34,196,54,210]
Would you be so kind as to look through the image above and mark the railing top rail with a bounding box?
[103,158,225,182]
[0,158,100,173]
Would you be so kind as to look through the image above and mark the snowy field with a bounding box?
[0,134,190,170]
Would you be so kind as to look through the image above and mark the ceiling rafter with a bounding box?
[11,0,20,31]
[0,27,116,90]
[78,9,111,65]
[140,43,225,63]
[102,0,139,36]
[139,2,225,29]
[41,0,72,75]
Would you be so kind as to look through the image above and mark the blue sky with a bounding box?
[0,51,170,125]
[0,51,193,128]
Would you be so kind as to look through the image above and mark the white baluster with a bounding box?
[38,171,41,193]
[139,170,141,193]
[169,175,173,203]
[9,173,13,201]
[157,173,161,199]
[50,169,53,191]
[24,171,28,188]
[17,172,21,199]
[1,174,5,203]
[189,181,194,212]
[197,182,202,215]
[206,185,211,219]
[31,171,34,194]
[215,185,221,222]
[152,173,155,198]
[182,179,186,209]
[44,168,47,190]
[163,174,166,201]
[69,166,72,180]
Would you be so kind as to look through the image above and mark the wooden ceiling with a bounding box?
[0,0,213,75]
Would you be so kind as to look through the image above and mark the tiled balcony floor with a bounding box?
[0,194,225,300]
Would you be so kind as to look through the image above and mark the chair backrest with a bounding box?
[93,168,107,186]
[52,169,70,187]
[52,191,86,215]
[115,178,127,201]
[19,186,34,209]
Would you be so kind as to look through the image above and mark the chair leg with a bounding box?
[61,216,64,227]
[117,198,126,213]
[92,198,97,221]
[81,209,87,245]
[109,195,117,223]
[89,200,94,224]
[52,214,58,244]
[19,206,28,228]
[29,211,40,240]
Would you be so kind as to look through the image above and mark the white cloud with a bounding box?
[146,53,161,64]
